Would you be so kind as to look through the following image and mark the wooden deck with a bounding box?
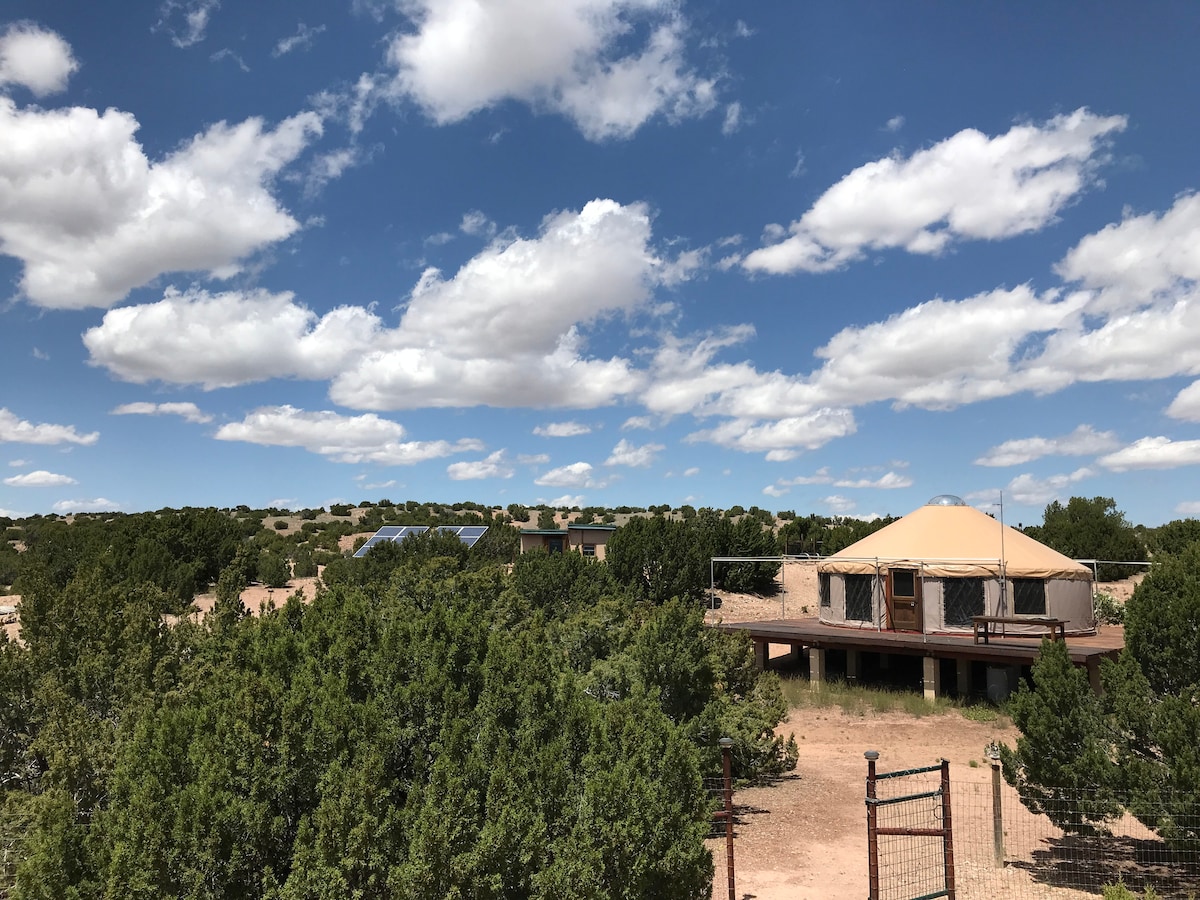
[713,617,1124,698]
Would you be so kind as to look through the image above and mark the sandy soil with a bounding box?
[723,706,1020,900]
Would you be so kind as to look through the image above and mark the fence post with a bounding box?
[719,737,735,900]
[987,745,1004,868]
[865,750,879,900]
[940,758,956,900]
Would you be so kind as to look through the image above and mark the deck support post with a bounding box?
[846,649,860,683]
[810,647,826,691]
[923,656,941,701]
[956,658,972,698]
[788,643,803,664]
[753,640,769,670]
[1087,658,1103,695]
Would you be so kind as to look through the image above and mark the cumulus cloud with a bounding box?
[534,421,592,437]
[621,415,653,430]
[53,497,119,513]
[543,494,585,508]
[214,405,482,465]
[833,471,913,489]
[0,22,78,96]
[743,109,1126,274]
[156,0,221,48]
[686,410,857,457]
[534,461,606,488]
[85,288,381,388]
[110,401,212,424]
[765,468,834,497]
[0,409,98,445]
[975,424,1120,467]
[604,438,664,467]
[1056,192,1200,315]
[1167,381,1200,422]
[822,495,856,514]
[329,200,657,410]
[447,450,514,480]
[387,0,717,140]
[1004,467,1094,506]
[3,470,77,487]
[1098,436,1200,472]
[1176,501,1200,516]
[0,102,321,308]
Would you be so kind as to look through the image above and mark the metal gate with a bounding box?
[865,753,956,900]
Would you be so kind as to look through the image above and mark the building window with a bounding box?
[819,572,831,608]
[943,578,984,627]
[845,574,873,622]
[890,569,917,598]
[582,544,596,557]
[1012,578,1046,616]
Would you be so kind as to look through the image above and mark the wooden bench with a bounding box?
[972,615,1066,645]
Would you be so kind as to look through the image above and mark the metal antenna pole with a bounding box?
[999,491,1007,612]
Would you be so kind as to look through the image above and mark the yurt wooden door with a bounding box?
[886,568,922,631]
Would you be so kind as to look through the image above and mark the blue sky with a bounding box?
[2,1,1200,527]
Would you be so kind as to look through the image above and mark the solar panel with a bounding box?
[352,524,488,556]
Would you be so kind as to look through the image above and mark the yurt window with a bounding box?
[845,575,873,622]
[819,573,831,608]
[943,578,984,627]
[1012,578,1046,615]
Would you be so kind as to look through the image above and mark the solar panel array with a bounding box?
[352,524,489,557]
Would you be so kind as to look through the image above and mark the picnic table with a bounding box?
[972,615,1066,645]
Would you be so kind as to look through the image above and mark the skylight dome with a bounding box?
[926,494,967,507]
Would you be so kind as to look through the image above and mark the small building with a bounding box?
[519,523,617,560]
[816,495,1096,636]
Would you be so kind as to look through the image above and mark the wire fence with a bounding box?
[704,739,736,900]
[917,764,1200,899]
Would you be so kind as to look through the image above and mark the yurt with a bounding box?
[816,495,1095,635]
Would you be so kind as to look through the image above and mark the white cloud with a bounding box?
[1098,436,1200,472]
[0,23,78,96]
[460,209,496,237]
[1175,501,1200,516]
[447,450,514,480]
[3,470,77,487]
[544,494,585,508]
[214,405,483,465]
[534,461,606,488]
[686,410,857,457]
[361,480,396,490]
[85,288,381,388]
[1004,467,1094,506]
[111,401,213,424]
[52,497,119,513]
[0,409,98,445]
[604,438,664,467]
[534,421,592,437]
[974,424,1120,467]
[330,200,655,410]
[209,48,249,72]
[833,471,913,489]
[762,484,788,498]
[156,0,221,48]
[274,22,325,57]
[621,415,653,430]
[823,495,856,514]
[7,459,29,467]
[1056,192,1200,315]
[743,109,1126,274]
[721,102,742,136]
[683,466,699,476]
[0,101,321,308]
[1167,381,1200,422]
[884,115,904,132]
[518,453,550,465]
[387,0,717,140]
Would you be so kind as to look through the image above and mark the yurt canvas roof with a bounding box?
[818,495,1092,580]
